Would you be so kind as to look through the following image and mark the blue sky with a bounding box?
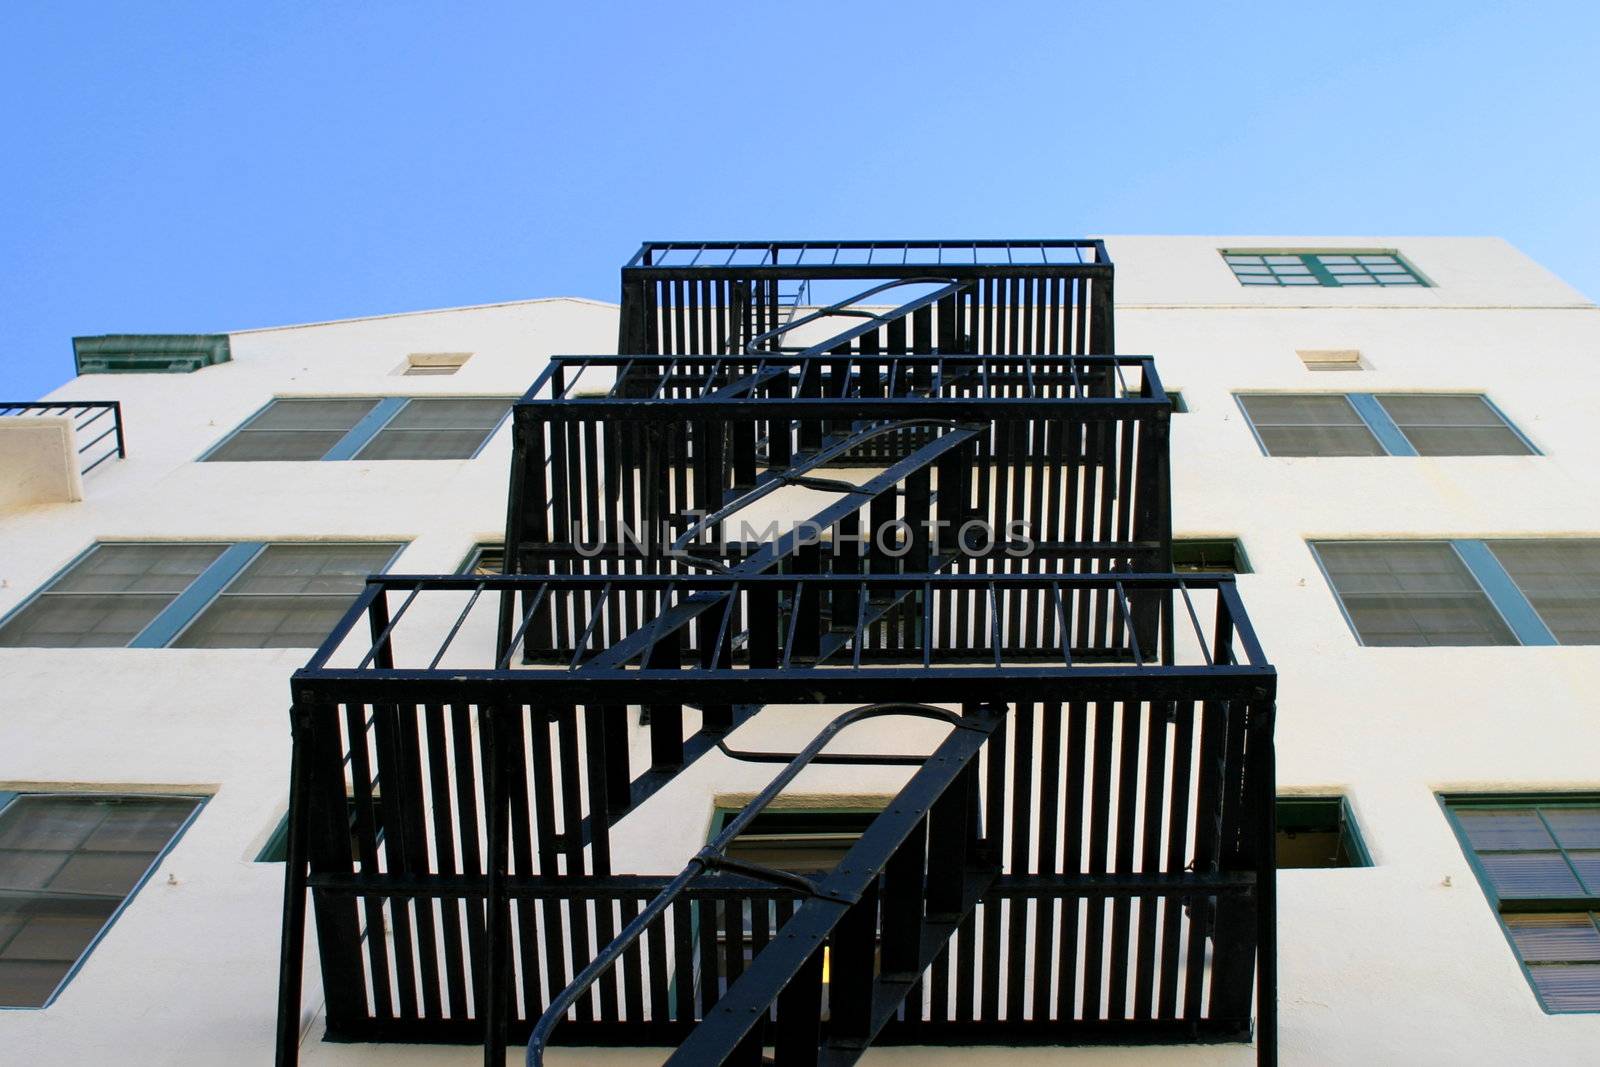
[2,3,1596,399]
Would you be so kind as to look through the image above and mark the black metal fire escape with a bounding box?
[275,240,1278,1067]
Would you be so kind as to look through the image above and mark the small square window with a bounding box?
[460,543,505,575]
[398,353,472,377]
[1173,538,1250,573]
[1277,796,1370,868]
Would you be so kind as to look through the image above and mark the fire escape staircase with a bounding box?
[275,240,1277,1067]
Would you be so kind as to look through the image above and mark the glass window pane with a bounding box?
[1545,810,1600,850]
[0,594,173,648]
[50,544,225,594]
[1256,425,1385,457]
[1456,809,1553,851]
[382,398,510,430]
[1488,540,1600,644]
[222,544,398,596]
[206,429,349,462]
[1506,915,1600,962]
[1526,963,1600,1011]
[1315,541,1515,646]
[355,429,496,461]
[244,399,378,431]
[1480,853,1584,898]
[1241,394,1368,425]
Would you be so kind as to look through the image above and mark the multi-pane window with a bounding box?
[1237,393,1533,457]
[1311,539,1600,647]
[0,542,402,649]
[203,397,511,461]
[1444,796,1600,1012]
[1223,251,1426,287]
[0,792,202,1008]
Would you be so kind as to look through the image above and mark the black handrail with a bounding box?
[524,701,991,1065]
[0,400,126,475]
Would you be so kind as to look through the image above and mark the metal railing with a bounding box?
[0,400,125,475]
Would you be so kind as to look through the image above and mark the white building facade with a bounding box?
[0,237,1597,1065]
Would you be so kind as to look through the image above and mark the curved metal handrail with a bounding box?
[739,278,960,356]
[524,701,981,1065]
[668,417,967,552]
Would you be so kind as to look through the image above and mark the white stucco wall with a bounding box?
[2,238,1598,1065]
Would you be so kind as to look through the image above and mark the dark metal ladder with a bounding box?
[525,703,1006,1067]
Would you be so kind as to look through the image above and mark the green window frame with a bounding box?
[201,396,513,462]
[1310,538,1600,647]
[1173,538,1250,574]
[1277,796,1371,868]
[460,543,505,575]
[1221,250,1428,287]
[0,791,205,1008]
[0,541,404,649]
[1443,794,1600,1013]
[1236,393,1536,458]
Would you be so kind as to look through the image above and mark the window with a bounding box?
[0,542,403,649]
[255,796,384,863]
[1173,538,1250,574]
[460,543,505,575]
[1237,393,1534,457]
[1311,539,1600,647]
[203,397,511,461]
[700,808,879,1013]
[1222,250,1427,287]
[1277,797,1370,868]
[399,352,471,376]
[1444,795,1600,1013]
[0,792,202,1008]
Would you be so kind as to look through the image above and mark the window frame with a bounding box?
[1220,249,1431,288]
[0,540,405,650]
[1236,392,1538,458]
[199,396,514,463]
[1173,538,1251,574]
[0,789,206,1009]
[1441,792,1600,1015]
[1276,795,1372,868]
